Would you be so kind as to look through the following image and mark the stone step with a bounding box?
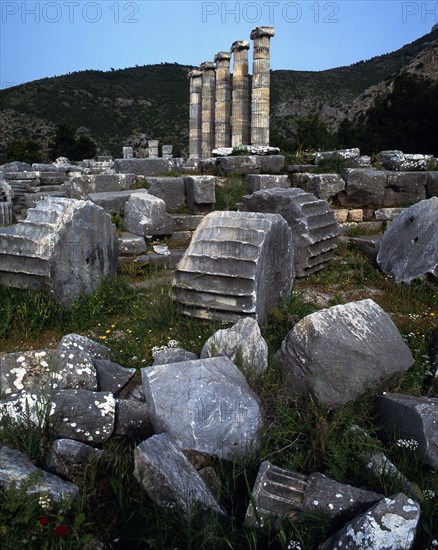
[176,254,258,279]
[0,253,51,277]
[25,208,65,225]
[0,270,51,291]
[172,287,256,314]
[173,271,254,296]
[0,232,52,258]
[179,305,251,323]
[192,239,260,260]
[170,214,204,231]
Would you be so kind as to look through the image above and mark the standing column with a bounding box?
[231,40,250,147]
[200,61,216,158]
[250,26,275,146]
[214,52,232,148]
[188,69,202,158]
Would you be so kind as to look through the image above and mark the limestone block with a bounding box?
[376,393,438,469]
[0,444,78,506]
[114,158,178,176]
[378,150,433,171]
[334,208,349,223]
[57,333,111,359]
[118,232,147,256]
[46,439,103,480]
[426,171,438,197]
[348,209,363,222]
[218,155,262,176]
[320,493,420,550]
[152,348,198,365]
[87,189,148,215]
[0,198,118,307]
[123,147,133,159]
[313,148,361,167]
[172,211,294,323]
[124,193,173,236]
[246,174,289,192]
[69,174,136,198]
[260,155,285,174]
[339,168,386,208]
[201,317,268,375]
[146,177,186,211]
[141,356,263,460]
[162,145,173,159]
[292,173,345,201]
[133,434,226,517]
[383,172,427,206]
[275,299,414,407]
[374,208,405,221]
[92,359,136,396]
[114,399,153,438]
[240,188,339,277]
[377,197,438,282]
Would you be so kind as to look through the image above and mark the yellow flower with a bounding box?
[101,336,107,340]
[106,329,111,334]
[0,525,8,535]
[111,324,116,328]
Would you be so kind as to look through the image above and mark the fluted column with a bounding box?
[188,69,202,158]
[231,40,250,147]
[214,52,232,148]
[200,61,216,158]
[250,26,275,146]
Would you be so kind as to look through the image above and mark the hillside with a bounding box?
[1,28,437,160]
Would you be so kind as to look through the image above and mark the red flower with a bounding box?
[55,524,69,537]
[39,515,49,526]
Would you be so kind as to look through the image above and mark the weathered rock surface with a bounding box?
[87,189,149,215]
[152,347,198,365]
[92,359,135,396]
[0,349,97,398]
[141,356,263,460]
[114,398,153,438]
[69,173,136,198]
[146,177,186,212]
[374,207,405,221]
[0,197,118,306]
[184,176,216,212]
[314,148,361,167]
[240,188,339,277]
[246,174,289,192]
[383,172,427,206]
[133,433,226,517]
[172,211,294,323]
[339,169,387,208]
[427,171,438,197]
[57,333,111,359]
[200,317,268,375]
[46,439,103,480]
[320,493,420,550]
[275,299,414,407]
[0,444,79,506]
[377,197,438,282]
[124,193,173,236]
[376,393,438,469]
[291,173,345,201]
[118,232,147,256]
[378,150,433,171]
[114,158,179,176]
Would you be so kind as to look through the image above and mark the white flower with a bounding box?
[396,438,418,450]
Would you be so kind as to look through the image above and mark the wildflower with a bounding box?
[55,524,69,537]
[168,339,180,348]
[39,515,49,526]
[423,489,435,500]
[38,495,51,510]
[106,329,111,334]
[111,324,116,328]
[101,336,107,340]
[396,439,418,450]
[0,525,7,535]
[287,541,302,550]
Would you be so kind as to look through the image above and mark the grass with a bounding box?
[0,244,437,548]
[214,173,250,211]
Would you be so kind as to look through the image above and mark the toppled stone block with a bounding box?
[141,356,263,460]
[314,148,361,167]
[334,208,349,223]
[377,197,438,282]
[320,493,420,550]
[123,147,134,159]
[124,193,173,236]
[0,201,13,226]
[46,439,103,480]
[0,444,78,507]
[146,177,186,211]
[292,173,345,201]
[1,161,32,172]
[218,155,262,176]
[0,349,97,398]
[274,299,414,407]
[87,189,149,215]
[69,174,136,199]
[172,211,294,323]
[376,393,438,469]
[57,333,111,360]
[152,347,198,365]
[0,198,118,307]
[184,176,216,212]
[378,150,433,171]
[114,158,178,176]
[240,188,339,277]
[347,209,363,222]
[374,207,405,221]
[114,399,153,438]
[162,145,173,159]
[118,232,147,256]
[339,169,386,208]
[92,359,135,396]
[201,317,268,375]
[133,434,226,517]
[246,174,289,192]
[350,236,382,260]
[383,172,427,207]
[260,156,285,173]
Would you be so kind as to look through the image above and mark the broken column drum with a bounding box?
[214,52,232,148]
[172,210,294,323]
[188,69,203,158]
[200,61,216,159]
[250,26,275,146]
[231,41,250,147]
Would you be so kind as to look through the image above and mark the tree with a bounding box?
[5,139,43,164]
[48,123,97,161]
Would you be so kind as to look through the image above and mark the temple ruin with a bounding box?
[189,26,275,158]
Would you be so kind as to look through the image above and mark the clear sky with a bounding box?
[1,0,437,88]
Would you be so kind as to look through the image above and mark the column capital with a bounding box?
[188,69,202,79]
[214,51,232,63]
[200,61,216,71]
[250,26,275,40]
[231,40,250,52]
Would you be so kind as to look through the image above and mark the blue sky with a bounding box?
[1,1,437,88]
